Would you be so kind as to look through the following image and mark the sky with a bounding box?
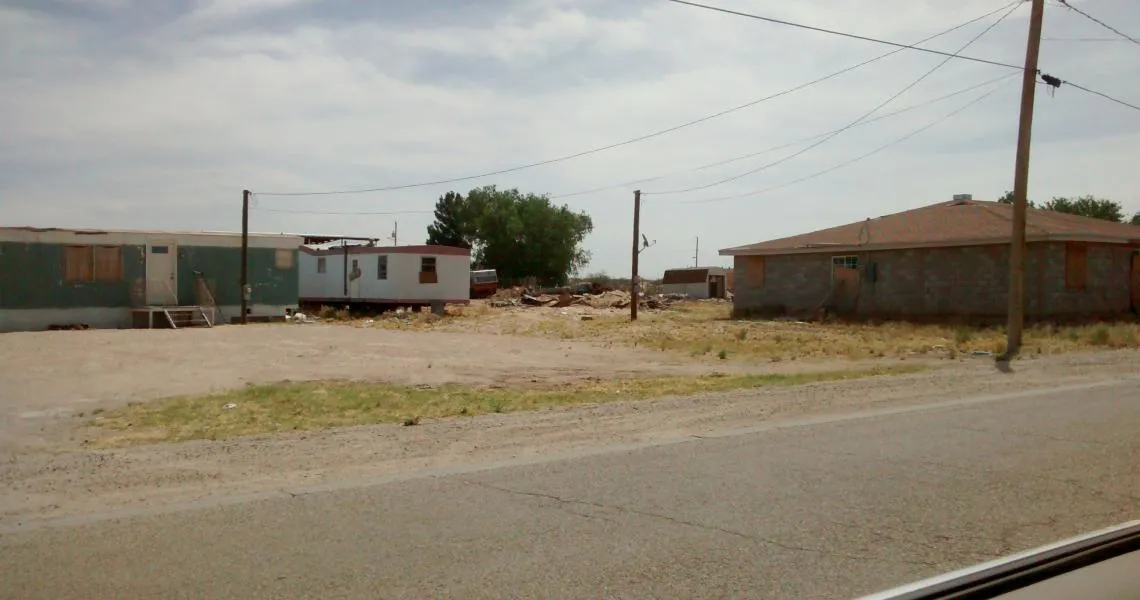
[1,0,1138,277]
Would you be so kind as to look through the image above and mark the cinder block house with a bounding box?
[0,226,303,332]
[720,198,1140,320]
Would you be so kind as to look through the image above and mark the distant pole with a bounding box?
[631,190,641,321]
[392,221,399,246]
[694,236,700,267]
[1003,0,1045,360]
[240,189,250,325]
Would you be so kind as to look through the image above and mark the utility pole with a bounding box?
[240,189,250,325]
[693,237,700,267]
[631,190,641,321]
[1003,0,1045,360]
[391,221,399,246]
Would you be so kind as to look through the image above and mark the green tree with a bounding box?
[425,185,593,285]
[1131,212,1140,226]
[997,190,1036,209]
[425,191,475,248]
[1040,195,1125,223]
[998,191,1128,223]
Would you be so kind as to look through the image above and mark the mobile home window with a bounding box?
[63,246,94,283]
[317,257,327,274]
[419,256,438,284]
[275,248,294,270]
[93,246,123,282]
[377,255,388,280]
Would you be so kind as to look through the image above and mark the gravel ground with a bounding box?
[1,324,1137,528]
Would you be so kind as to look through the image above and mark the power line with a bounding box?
[679,78,1014,205]
[1056,77,1140,112]
[663,0,1022,70]
[551,73,1015,199]
[644,1,1022,196]
[253,207,433,216]
[251,3,1021,198]
[1056,0,1140,46]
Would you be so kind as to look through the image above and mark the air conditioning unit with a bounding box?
[952,193,973,202]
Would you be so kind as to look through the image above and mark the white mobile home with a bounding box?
[299,243,471,307]
[661,266,730,299]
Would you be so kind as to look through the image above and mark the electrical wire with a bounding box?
[551,72,1016,200]
[253,208,433,216]
[643,0,1022,196]
[679,77,1015,205]
[1056,0,1140,46]
[1057,77,1140,112]
[251,2,1022,198]
[662,0,1022,70]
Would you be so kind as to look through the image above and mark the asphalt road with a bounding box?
[2,380,1138,599]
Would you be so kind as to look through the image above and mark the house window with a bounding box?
[377,255,388,280]
[275,248,294,269]
[63,246,94,282]
[317,257,327,274]
[1065,243,1087,291]
[832,255,859,270]
[93,246,123,282]
[419,256,438,284]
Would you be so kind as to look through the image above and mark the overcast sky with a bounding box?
[2,0,1138,276]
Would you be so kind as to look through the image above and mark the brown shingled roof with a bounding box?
[720,200,1140,256]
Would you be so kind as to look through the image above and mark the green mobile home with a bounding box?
[0,226,302,332]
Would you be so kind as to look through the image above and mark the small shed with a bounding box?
[299,243,471,308]
[661,266,730,299]
[0,226,303,332]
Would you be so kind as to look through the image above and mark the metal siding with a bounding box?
[178,246,299,307]
[0,242,145,309]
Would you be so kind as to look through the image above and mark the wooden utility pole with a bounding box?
[693,237,700,267]
[240,189,250,325]
[1003,0,1045,359]
[631,190,641,321]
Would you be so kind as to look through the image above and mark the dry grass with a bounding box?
[379,301,1140,361]
[86,365,924,446]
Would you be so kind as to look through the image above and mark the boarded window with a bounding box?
[419,256,438,284]
[63,246,94,283]
[317,257,327,274]
[1065,243,1087,291]
[745,257,765,288]
[377,255,388,280]
[275,248,294,269]
[93,246,123,282]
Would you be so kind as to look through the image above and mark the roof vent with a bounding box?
[952,193,973,203]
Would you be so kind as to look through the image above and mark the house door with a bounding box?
[145,242,178,306]
[347,258,362,299]
[832,267,861,314]
[1131,253,1140,312]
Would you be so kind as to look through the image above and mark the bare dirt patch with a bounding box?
[0,322,871,448]
[376,299,1140,360]
[2,350,1139,529]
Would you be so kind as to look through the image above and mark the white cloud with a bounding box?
[1,0,1138,276]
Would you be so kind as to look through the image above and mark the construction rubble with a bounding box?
[490,286,690,311]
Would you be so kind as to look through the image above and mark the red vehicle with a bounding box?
[470,269,499,299]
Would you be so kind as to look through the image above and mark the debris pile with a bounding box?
[493,288,684,311]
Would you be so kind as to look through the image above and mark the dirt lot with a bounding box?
[0,321,857,447]
[3,302,1140,530]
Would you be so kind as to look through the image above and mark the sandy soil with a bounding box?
[2,328,1138,529]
